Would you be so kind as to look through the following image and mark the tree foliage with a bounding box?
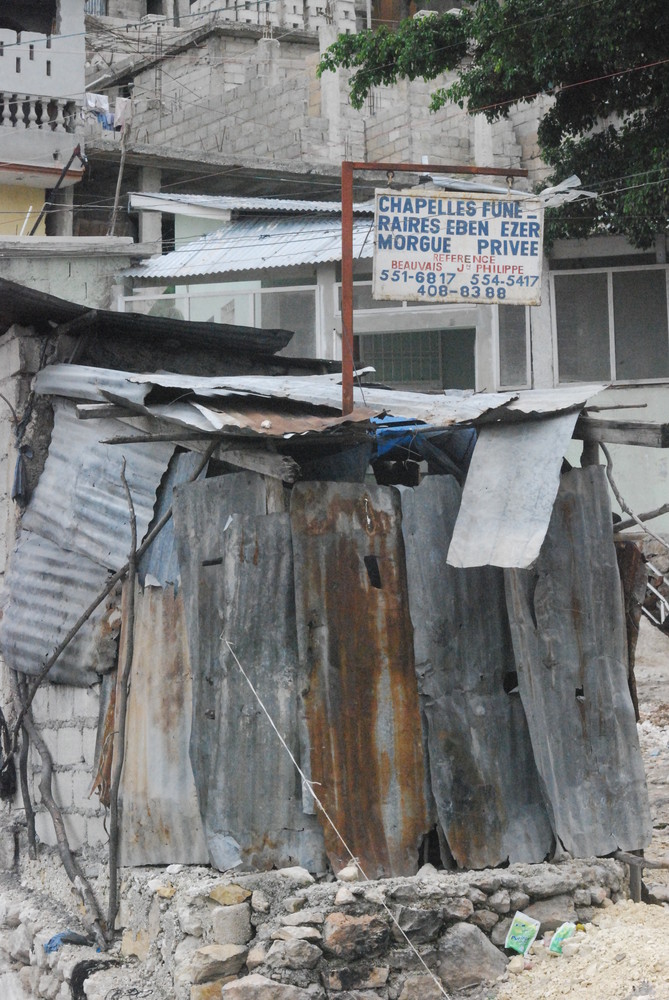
[318,0,669,247]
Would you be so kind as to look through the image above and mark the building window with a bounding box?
[498,305,530,388]
[46,60,51,76]
[552,266,669,383]
[357,328,476,391]
[29,44,34,60]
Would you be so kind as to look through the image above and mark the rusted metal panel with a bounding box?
[505,466,652,857]
[447,411,581,569]
[173,473,325,871]
[117,582,208,866]
[400,476,553,869]
[291,481,430,879]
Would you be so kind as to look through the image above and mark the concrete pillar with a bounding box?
[45,186,74,237]
[138,166,162,252]
[174,0,190,25]
[473,114,495,169]
[529,259,555,388]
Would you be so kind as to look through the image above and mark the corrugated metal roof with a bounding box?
[124,216,375,280]
[129,192,374,216]
[0,277,294,356]
[35,366,605,441]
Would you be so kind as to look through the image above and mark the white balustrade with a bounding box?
[0,93,79,132]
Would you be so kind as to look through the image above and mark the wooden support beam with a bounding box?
[76,403,140,420]
[575,416,669,448]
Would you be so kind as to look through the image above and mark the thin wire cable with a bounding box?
[223,638,451,1000]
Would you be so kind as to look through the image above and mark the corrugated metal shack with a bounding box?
[0,294,654,876]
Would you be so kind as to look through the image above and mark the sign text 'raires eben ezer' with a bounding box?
[372,190,544,306]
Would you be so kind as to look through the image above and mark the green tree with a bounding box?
[318,0,669,248]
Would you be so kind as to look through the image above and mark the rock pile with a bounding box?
[0,856,626,999]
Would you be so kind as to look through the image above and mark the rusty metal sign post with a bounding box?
[340,161,528,415]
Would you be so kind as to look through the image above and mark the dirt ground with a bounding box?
[477,617,669,1000]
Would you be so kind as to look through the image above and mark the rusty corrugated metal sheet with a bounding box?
[291,481,430,879]
[173,473,326,872]
[0,401,174,684]
[505,466,652,856]
[401,475,553,869]
[117,582,208,866]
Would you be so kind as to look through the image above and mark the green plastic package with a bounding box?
[548,922,576,954]
[504,910,542,955]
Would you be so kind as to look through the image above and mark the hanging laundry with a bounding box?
[84,92,110,113]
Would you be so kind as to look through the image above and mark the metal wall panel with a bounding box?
[447,412,580,569]
[291,481,429,879]
[0,401,174,684]
[118,584,209,865]
[21,401,174,568]
[401,476,553,869]
[173,474,325,871]
[505,466,652,856]
[0,534,120,685]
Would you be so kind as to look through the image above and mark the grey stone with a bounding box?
[589,886,609,906]
[211,902,252,945]
[491,917,512,947]
[467,888,488,907]
[276,867,315,887]
[281,910,325,926]
[441,897,474,922]
[524,894,578,932]
[487,890,511,915]
[181,944,248,984]
[246,940,271,971]
[9,923,32,963]
[326,965,389,991]
[522,869,581,900]
[322,913,390,960]
[398,973,445,1000]
[251,890,271,914]
[509,891,530,911]
[471,874,500,894]
[222,973,315,999]
[576,906,595,924]
[391,907,443,944]
[573,889,592,907]
[470,909,499,933]
[271,926,322,942]
[437,923,507,991]
[265,939,322,970]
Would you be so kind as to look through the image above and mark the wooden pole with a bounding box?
[341,161,354,415]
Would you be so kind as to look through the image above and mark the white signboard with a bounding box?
[372,190,544,305]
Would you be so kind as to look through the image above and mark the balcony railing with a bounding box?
[0,94,77,132]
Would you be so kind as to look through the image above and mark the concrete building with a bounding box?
[0,0,86,236]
